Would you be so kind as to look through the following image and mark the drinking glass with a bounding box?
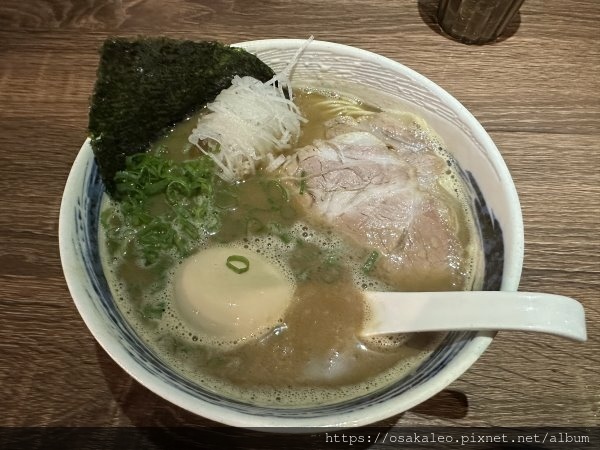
[437,0,526,44]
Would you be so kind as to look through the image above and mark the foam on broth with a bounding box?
[99,86,484,407]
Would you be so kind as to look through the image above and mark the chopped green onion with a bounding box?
[299,170,307,194]
[362,250,379,274]
[214,189,239,210]
[265,180,288,207]
[246,217,265,234]
[165,179,191,204]
[142,301,166,320]
[105,152,217,265]
[278,232,293,244]
[144,179,170,196]
[226,255,250,274]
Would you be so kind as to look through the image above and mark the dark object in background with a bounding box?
[437,0,525,44]
[89,38,275,195]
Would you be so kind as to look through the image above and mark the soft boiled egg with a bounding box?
[174,245,294,342]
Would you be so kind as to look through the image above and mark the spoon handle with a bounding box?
[363,291,587,342]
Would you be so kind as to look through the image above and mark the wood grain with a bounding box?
[1,0,598,432]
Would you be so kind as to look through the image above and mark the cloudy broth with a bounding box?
[99,87,481,406]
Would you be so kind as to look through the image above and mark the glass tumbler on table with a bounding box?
[437,0,526,44]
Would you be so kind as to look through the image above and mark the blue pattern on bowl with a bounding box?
[72,155,496,419]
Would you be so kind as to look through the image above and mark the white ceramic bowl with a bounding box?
[59,39,524,429]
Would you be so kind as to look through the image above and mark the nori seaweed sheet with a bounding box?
[88,37,275,195]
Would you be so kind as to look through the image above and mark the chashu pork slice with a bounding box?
[284,127,473,291]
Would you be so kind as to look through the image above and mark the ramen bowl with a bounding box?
[59,39,524,429]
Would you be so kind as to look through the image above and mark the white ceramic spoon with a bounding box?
[362,291,587,342]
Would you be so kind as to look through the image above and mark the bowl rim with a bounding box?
[59,38,524,430]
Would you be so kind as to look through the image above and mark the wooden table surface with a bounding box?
[1,0,598,436]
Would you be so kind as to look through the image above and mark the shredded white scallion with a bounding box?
[188,37,314,182]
